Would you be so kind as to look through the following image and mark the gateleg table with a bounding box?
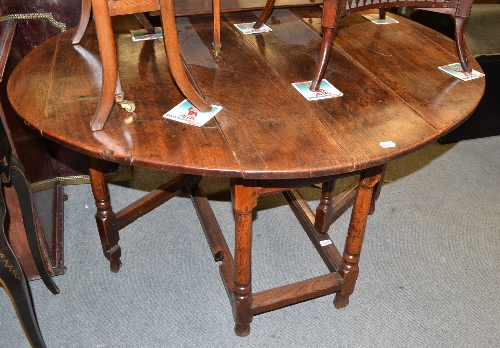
[7,7,484,337]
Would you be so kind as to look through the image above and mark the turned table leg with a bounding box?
[334,165,383,308]
[230,180,258,337]
[369,163,387,215]
[314,179,336,234]
[87,156,122,273]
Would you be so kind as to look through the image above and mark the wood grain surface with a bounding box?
[7,7,484,179]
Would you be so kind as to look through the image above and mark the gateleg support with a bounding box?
[334,165,384,308]
[230,179,258,337]
[88,156,122,273]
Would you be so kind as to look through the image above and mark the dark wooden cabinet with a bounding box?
[0,1,81,55]
[1,0,84,280]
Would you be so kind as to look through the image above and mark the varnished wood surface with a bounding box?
[293,7,479,132]
[8,8,484,180]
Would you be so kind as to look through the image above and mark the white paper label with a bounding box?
[320,240,332,247]
[380,141,396,148]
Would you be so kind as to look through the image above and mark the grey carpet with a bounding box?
[1,135,500,347]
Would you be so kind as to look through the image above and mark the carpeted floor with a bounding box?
[1,135,500,347]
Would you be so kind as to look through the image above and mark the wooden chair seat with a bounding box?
[254,0,473,91]
[73,0,221,131]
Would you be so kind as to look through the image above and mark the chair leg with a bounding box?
[379,8,386,20]
[310,28,335,91]
[256,0,342,91]
[159,0,212,112]
[72,0,91,44]
[212,0,222,57]
[0,197,47,348]
[135,13,156,34]
[89,0,119,131]
[454,16,471,73]
[334,166,383,309]
[253,0,276,29]
[310,0,339,91]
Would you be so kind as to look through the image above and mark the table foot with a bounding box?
[234,324,251,337]
[333,293,349,309]
[110,258,122,273]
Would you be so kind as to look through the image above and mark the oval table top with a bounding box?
[8,8,484,180]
